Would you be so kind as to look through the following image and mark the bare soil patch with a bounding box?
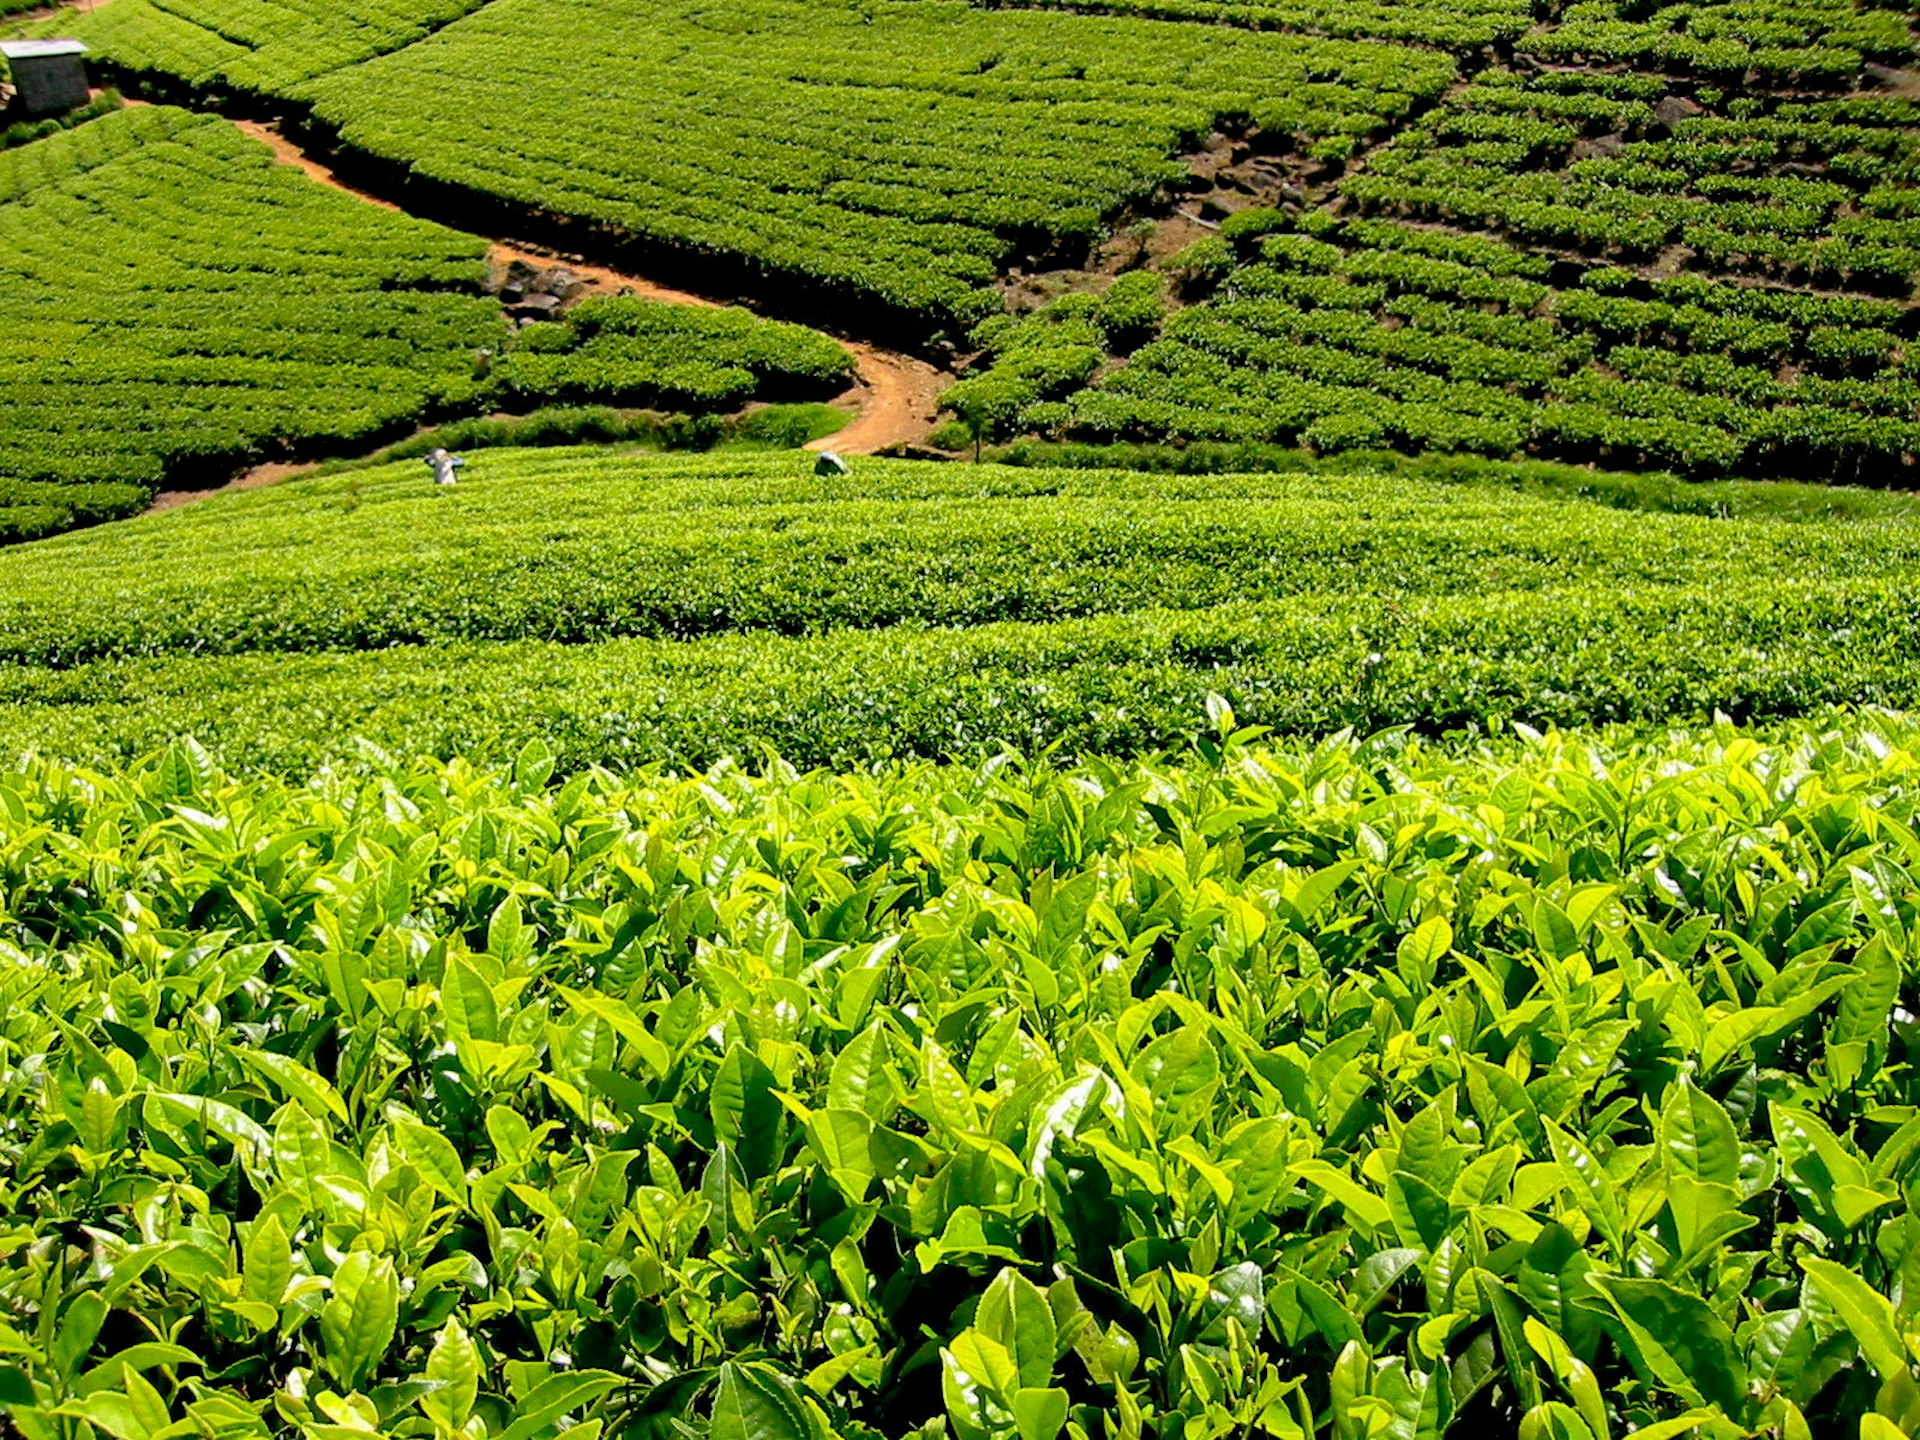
[148,461,316,513]
[1000,127,1327,314]
[808,344,949,456]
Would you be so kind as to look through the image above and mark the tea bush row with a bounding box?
[0,109,855,542]
[2,451,1919,672]
[1019,208,1916,479]
[1,563,1918,772]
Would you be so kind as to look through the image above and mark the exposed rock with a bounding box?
[535,265,585,300]
[1653,94,1704,133]
[1572,131,1628,161]
[1865,61,1919,90]
[490,257,540,300]
[508,293,563,320]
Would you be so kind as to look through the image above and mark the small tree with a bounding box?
[942,377,1029,462]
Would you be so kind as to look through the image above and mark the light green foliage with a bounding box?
[0,450,1918,766]
[3,717,1920,1436]
[969,0,1539,45]
[47,0,495,93]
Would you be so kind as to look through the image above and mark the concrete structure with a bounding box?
[0,40,91,119]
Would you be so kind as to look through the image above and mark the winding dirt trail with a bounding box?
[813,343,948,455]
[145,120,947,515]
[150,120,947,512]
[148,463,309,514]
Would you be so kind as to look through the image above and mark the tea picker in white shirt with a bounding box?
[426,448,466,486]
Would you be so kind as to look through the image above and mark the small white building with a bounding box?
[1,40,91,119]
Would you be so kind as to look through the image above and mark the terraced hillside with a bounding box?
[956,0,1920,477]
[60,0,1455,325]
[47,0,1919,480]
[1024,44,1920,478]
[0,104,853,540]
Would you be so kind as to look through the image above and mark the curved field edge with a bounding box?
[0,108,858,544]
[1,450,1917,672]
[4,713,1920,1436]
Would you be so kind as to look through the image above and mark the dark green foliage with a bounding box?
[993,441,1920,521]
[494,298,853,408]
[0,89,124,152]
[1043,208,1919,480]
[66,0,1456,322]
[5,571,1918,770]
[312,403,849,476]
[0,449,1918,771]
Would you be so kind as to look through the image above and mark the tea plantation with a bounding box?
[59,0,1454,323]
[8,702,1920,1440]
[4,0,1920,1434]
[0,106,850,542]
[49,0,1920,481]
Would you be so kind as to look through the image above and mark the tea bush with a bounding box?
[6,714,1920,1437]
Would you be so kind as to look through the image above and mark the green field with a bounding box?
[0,448,1916,773]
[61,0,1452,322]
[948,24,1920,481]
[0,105,850,542]
[4,0,1920,1436]
[52,0,1920,481]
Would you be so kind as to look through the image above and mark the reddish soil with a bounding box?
[489,240,718,309]
[144,121,951,514]
[808,343,949,455]
[7,0,110,23]
[1001,128,1318,314]
[232,119,402,211]
[148,462,315,513]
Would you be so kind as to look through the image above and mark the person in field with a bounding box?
[425,448,466,486]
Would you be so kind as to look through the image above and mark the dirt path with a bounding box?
[8,0,112,23]
[148,462,312,514]
[814,343,948,455]
[141,119,949,517]
[145,343,948,511]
